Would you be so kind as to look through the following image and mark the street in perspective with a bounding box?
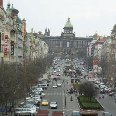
[0,0,116,116]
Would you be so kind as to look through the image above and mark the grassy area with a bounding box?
[73,83,80,89]
[78,95,103,110]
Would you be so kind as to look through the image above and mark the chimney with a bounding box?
[0,0,3,8]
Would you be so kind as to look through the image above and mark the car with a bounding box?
[31,96,41,104]
[57,69,61,72]
[49,102,57,109]
[57,73,60,76]
[63,112,67,116]
[38,84,47,89]
[109,92,115,96]
[36,87,43,92]
[15,105,37,116]
[72,110,80,116]
[25,99,37,105]
[41,92,46,97]
[53,85,57,88]
[102,111,112,116]
[41,100,49,106]
[57,83,62,87]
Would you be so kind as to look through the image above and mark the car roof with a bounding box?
[103,111,112,114]
[72,110,80,113]
[42,99,47,101]
[50,102,57,104]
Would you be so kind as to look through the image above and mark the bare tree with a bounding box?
[0,55,54,115]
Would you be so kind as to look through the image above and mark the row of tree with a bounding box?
[0,55,53,114]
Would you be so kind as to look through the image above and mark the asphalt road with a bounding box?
[40,75,80,116]
[40,58,116,116]
[42,80,63,116]
[39,59,80,116]
[97,94,116,116]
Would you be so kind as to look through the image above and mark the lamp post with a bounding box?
[65,95,66,107]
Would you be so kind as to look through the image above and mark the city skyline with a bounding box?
[4,0,116,37]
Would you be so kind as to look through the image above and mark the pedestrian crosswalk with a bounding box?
[45,92,64,96]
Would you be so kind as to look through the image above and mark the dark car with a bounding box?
[109,92,115,96]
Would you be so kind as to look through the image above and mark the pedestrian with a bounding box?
[102,95,104,99]
[70,96,73,101]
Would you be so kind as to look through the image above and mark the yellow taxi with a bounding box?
[41,100,49,106]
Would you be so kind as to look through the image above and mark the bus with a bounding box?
[80,110,98,116]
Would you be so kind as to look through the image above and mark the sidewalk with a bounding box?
[62,77,80,116]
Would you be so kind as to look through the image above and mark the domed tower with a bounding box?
[64,18,73,33]
[61,18,75,38]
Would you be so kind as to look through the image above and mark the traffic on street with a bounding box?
[12,57,115,116]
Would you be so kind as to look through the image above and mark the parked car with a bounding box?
[109,92,115,96]
[15,107,37,116]
[36,87,43,92]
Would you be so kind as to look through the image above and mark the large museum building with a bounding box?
[43,18,93,57]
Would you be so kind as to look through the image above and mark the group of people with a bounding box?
[98,95,104,99]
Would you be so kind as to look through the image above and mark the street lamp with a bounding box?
[65,95,66,107]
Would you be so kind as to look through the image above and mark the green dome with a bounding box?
[64,18,73,28]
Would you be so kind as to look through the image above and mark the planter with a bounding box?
[77,95,104,110]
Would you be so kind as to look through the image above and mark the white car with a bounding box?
[36,87,43,92]
[15,106,37,116]
[31,96,41,103]
[50,102,57,109]
[53,85,57,88]
[57,83,62,87]
[41,92,46,97]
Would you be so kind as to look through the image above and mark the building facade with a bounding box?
[43,18,93,58]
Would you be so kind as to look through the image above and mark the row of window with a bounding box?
[48,40,88,48]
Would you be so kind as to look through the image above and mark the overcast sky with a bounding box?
[3,0,116,37]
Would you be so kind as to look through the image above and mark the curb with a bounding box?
[75,94,81,110]
[96,98,105,111]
